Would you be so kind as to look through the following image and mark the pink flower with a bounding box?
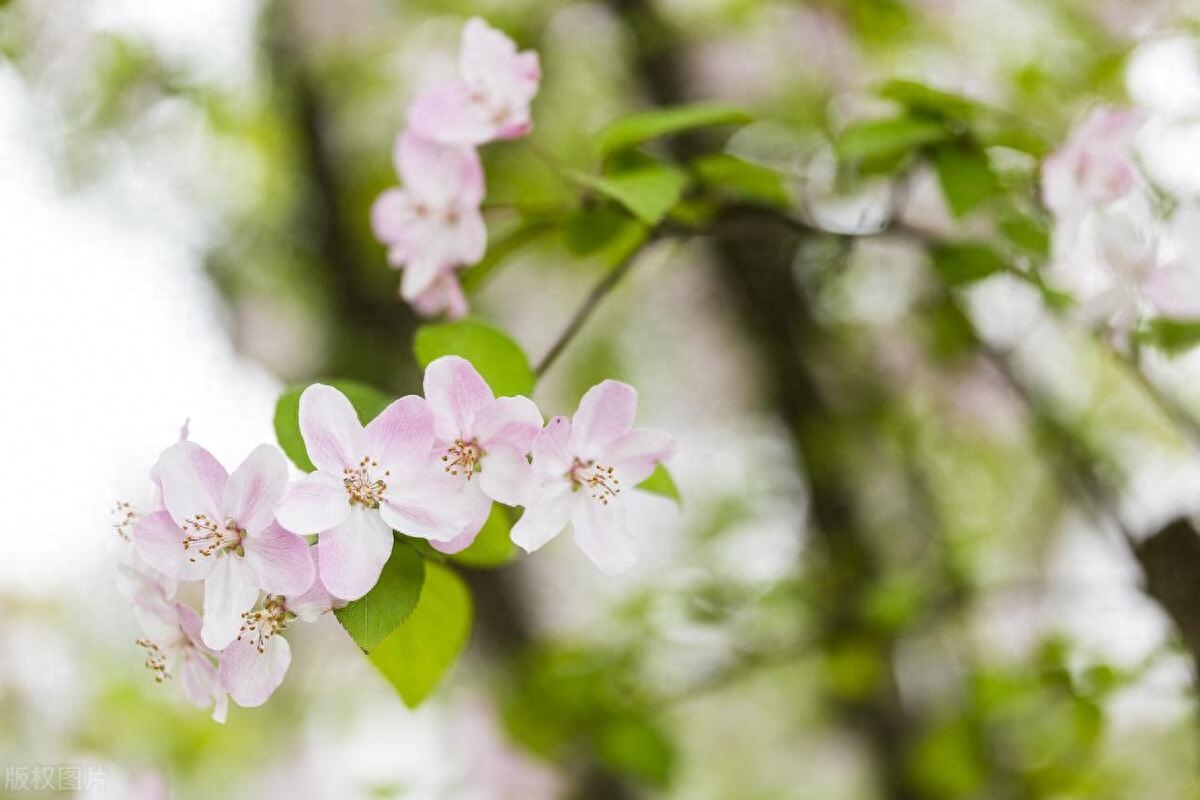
[218,549,343,708]
[423,356,542,553]
[126,569,228,723]
[371,131,486,304]
[274,384,467,600]
[1042,107,1145,226]
[511,381,674,575]
[407,17,541,146]
[411,269,470,320]
[132,442,315,649]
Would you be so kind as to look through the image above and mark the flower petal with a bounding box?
[478,443,534,506]
[407,83,495,147]
[430,479,493,554]
[156,440,228,527]
[219,632,292,708]
[395,129,485,205]
[531,416,574,478]
[317,507,395,601]
[243,522,315,597]
[424,356,495,439]
[179,648,223,712]
[569,380,637,458]
[371,188,410,245]
[299,383,365,473]
[378,473,469,542]
[201,555,261,650]
[365,394,436,475]
[132,510,212,581]
[285,548,342,622]
[571,497,635,576]
[472,395,543,452]
[223,444,289,535]
[275,470,351,534]
[510,481,573,553]
[605,428,676,486]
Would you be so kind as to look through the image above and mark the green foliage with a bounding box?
[1139,319,1200,355]
[835,117,948,164]
[930,242,1008,287]
[334,539,425,652]
[879,79,981,122]
[569,154,690,225]
[932,143,999,218]
[692,153,789,206]
[274,379,393,472]
[636,463,682,504]
[368,561,473,708]
[450,504,517,568]
[598,103,752,157]
[562,208,641,256]
[1000,209,1051,257]
[595,718,676,790]
[414,320,535,397]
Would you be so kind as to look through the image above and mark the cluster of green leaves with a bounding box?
[272,318,680,708]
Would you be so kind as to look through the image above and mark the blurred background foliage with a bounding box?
[6,0,1200,798]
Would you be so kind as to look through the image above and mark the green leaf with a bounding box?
[414,320,535,397]
[334,539,425,652]
[878,79,981,121]
[692,153,788,206]
[636,464,681,504]
[932,143,999,218]
[369,561,473,708]
[562,208,640,256]
[835,117,948,163]
[273,379,393,472]
[451,504,517,568]
[461,220,552,294]
[569,158,690,225]
[930,242,1007,287]
[595,718,677,790]
[598,103,752,157]
[1000,210,1051,257]
[1139,319,1200,355]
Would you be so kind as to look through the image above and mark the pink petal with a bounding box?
[531,416,575,478]
[472,395,543,452]
[478,443,534,507]
[571,496,635,576]
[605,428,676,486]
[132,510,212,582]
[424,356,495,439]
[412,271,470,320]
[219,632,291,708]
[378,471,469,542]
[176,603,212,654]
[460,17,519,82]
[275,470,351,535]
[201,555,261,650]
[395,130,485,205]
[223,444,289,535]
[569,380,637,458]
[401,254,451,301]
[1144,263,1200,319]
[179,647,223,712]
[299,383,365,473]
[371,187,410,245]
[510,481,573,553]
[156,441,228,528]
[430,479,493,554]
[243,521,315,597]
[317,507,395,601]
[285,548,342,622]
[407,84,495,147]
[456,207,488,264]
[365,394,436,475]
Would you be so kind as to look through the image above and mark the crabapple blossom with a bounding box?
[423,356,542,553]
[407,17,541,146]
[218,549,343,708]
[412,269,470,320]
[511,380,675,575]
[371,131,486,307]
[274,383,467,600]
[125,567,228,723]
[132,442,315,649]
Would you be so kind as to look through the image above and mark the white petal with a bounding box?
[201,555,261,650]
[510,482,573,553]
[275,470,351,534]
[316,507,395,601]
[571,496,636,576]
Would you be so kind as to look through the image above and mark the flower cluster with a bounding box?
[371,18,541,319]
[1042,105,1200,339]
[116,357,673,720]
